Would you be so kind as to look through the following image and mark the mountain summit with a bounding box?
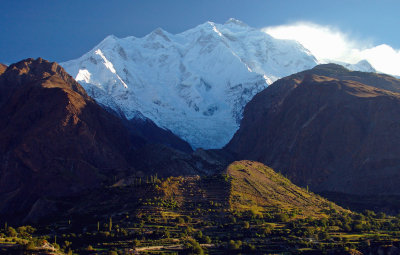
[61,20,319,149]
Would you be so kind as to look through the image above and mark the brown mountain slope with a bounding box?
[226,64,400,195]
[0,58,145,221]
[0,63,7,75]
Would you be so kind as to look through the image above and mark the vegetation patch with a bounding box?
[1,161,400,254]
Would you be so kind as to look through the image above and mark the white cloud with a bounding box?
[263,22,400,76]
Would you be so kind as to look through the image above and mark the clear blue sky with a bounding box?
[1,0,399,64]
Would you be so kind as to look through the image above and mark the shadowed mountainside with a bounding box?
[126,117,193,153]
[0,58,147,222]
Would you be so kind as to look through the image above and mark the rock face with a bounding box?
[226,64,400,195]
[61,19,318,149]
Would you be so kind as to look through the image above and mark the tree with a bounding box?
[203,236,211,244]
[6,227,17,237]
[184,239,204,255]
[228,240,236,250]
[17,225,36,239]
[63,240,72,250]
[228,240,242,250]
[195,230,203,240]
[263,224,273,235]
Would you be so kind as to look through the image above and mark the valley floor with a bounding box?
[2,166,400,255]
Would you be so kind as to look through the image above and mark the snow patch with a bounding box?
[76,69,91,84]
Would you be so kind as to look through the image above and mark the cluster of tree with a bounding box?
[226,240,256,253]
[183,238,204,254]
[0,224,36,239]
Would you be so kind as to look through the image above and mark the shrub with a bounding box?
[275,213,289,222]
[25,241,36,251]
[243,242,256,252]
[377,212,386,219]
[177,217,185,224]
[317,231,330,241]
[343,224,352,232]
[352,223,364,232]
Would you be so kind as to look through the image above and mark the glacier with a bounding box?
[61,19,325,149]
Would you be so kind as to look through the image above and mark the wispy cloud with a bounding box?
[263,22,400,76]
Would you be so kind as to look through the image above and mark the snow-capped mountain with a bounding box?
[62,19,320,149]
[320,59,376,73]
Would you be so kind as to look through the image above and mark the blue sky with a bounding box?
[1,0,400,68]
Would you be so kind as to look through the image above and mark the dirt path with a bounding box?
[135,244,182,251]
[135,243,214,252]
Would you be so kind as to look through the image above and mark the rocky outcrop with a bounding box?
[226,64,400,195]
